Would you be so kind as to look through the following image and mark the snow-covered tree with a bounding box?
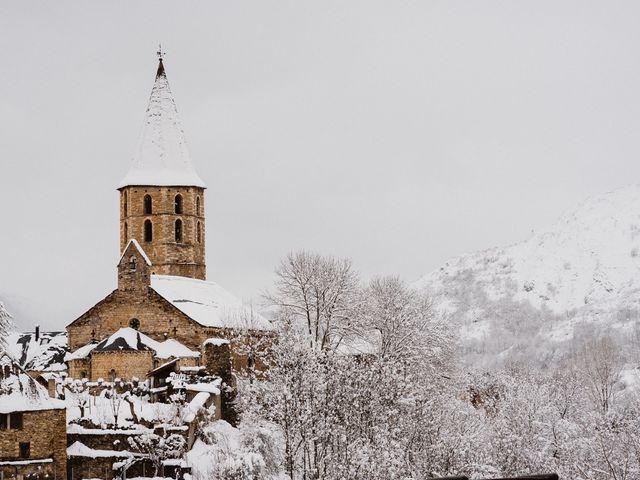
[0,301,13,353]
[128,432,186,476]
[267,251,359,351]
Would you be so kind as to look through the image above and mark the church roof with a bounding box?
[118,57,206,189]
[151,275,274,331]
[91,327,200,358]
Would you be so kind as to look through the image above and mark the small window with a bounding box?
[19,442,30,458]
[10,412,23,429]
[174,194,183,214]
[129,255,136,271]
[129,318,140,330]
[143,194,152,214]
[123,191,128,216]
[144,220,153,242]
[196,196,201,216]
[109,369,117,382]
[124,222,128,242]
[175,219,183,243]
[80,371,87,379]
[197,222,202,243]
[0,414,7,430]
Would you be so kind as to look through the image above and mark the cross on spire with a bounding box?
[157,43,165,60]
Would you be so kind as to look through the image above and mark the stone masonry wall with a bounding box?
[67,288,204,352]
[0,408,67,479]
[90,350,154,381]
[119,185,206,280]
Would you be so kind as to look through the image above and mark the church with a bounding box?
[65,55,273,382]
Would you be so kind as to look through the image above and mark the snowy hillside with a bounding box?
[413,185,640,368]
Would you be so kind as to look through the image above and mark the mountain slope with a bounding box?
[413,185,640,368]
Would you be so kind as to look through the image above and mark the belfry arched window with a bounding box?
[196,196,201,216]
[123,191,128,216]
[174,194,183,214]
[175,219,183,243]
[143,195,152,214]
[197,221,202,243]
[124,222,128,242]
[144,220,153,242]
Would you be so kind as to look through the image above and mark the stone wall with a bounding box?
[119,185,206,280]
[67,288,204,352]
[90,350,154,381]
[0,408,66,479]
[68,358,91,380]
[68,456,115,480]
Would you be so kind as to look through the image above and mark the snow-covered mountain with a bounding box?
[413,185,640,368]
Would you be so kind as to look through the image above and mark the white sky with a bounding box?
[2,1,640,330]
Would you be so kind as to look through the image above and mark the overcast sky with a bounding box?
[2,1,640,330]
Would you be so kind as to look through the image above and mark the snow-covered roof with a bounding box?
[185,379,221,395]
[5,330,68,372]
[94,328,152,353]
[118,59,205,189]
[119,239,152,266]
[65,341,98,361]
[67,441,134,458]
[203,338,230,347]
[87,327,199,359]
[0,353,66,413]
[151,275,273,331]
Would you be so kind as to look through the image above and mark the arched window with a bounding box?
[196,196,201,216]
[128,255,136,271]
[124,222,128,241]
[174,194,183,214]
[123,191,128,216]
[175,219,183,243]
[197,222,202,243]
[109,369,117,382]
[144,220,153,242]
[143,195,152,214]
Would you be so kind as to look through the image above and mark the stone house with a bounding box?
[0,353,67,480]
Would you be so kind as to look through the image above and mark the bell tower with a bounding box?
[117,52,206,280]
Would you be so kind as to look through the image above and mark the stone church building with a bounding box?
[65,57,272,381]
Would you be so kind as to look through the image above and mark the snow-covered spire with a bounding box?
[118,55,206,189]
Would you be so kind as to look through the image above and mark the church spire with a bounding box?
[118,49,206,189]
[156,43,165,78]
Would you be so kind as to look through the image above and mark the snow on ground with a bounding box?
[65,385,176,428]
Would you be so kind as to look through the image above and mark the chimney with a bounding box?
[35,325,40,342]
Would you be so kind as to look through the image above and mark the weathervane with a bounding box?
[157,43,165,61]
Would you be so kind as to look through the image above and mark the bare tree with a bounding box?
[577,336,623,413]
[267,251,359,351]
